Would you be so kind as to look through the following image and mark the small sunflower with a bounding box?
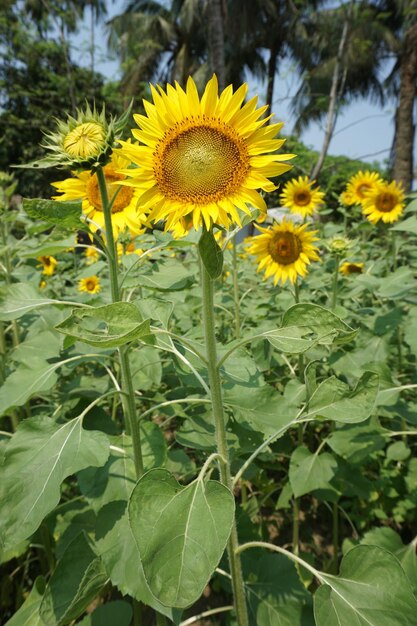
[78,275,101,294]
[117,240,144,257]
[84,246,100,264]
[37,255,57,276]
[51,152,147,237]
[340,262,364,275]
[343,171,383,206]
[116,75,294,232]
[246,218,319,285]
[362,180,405,224]
[279,176,325,217]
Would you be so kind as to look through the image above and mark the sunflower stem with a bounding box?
[96,166,144,478]
[232,236,241,339]
[331,257,340,311]
[200,257,249,626]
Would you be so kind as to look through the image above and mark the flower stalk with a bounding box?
[201,260,249,626]
[96,166,144,478]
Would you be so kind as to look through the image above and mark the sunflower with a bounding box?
[78,275,101,294]
[246,218,319,285]
[84,246,100,264]
[343,171,383,206]
[361,180,405,224]
[340,262,364,275]
[51,152,147,238]
[116,75,294,232]
[37,255,57,276]
[279,176,324,217]
[117,240,144,257]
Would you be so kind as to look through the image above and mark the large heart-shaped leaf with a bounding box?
[0,283,62,321]
[128,469,235,608]
[23,198,83,228]
[314,545,417,625]
[0,416,109,555]
[55,302,151,348]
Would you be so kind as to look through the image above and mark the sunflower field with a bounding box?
[1,73,417,626]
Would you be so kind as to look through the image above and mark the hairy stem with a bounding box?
[201,261,249,626]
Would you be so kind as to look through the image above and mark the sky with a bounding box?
[70,1,410,171]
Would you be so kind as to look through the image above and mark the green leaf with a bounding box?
[78,425,167,513]
[55,302,151,348]
[198,229,223,279]
[303,372,379,423]
[4,577,45,626]
[360,528,417,594]
[264,304,357,354]
[243,551,313,626]
[21,236,76,258]
[76,601,133,626]
[224,384,298,437]
[327,424,386,463]
[125,260,194,291]
[289,446,338,498]
[390,216,417,234]
[0,283,61,321]
[23,198,83,228]
[0,363,59,415]
[0,415,109,555]
[128,469,235,608]
[95,501,181,623]
[39,532,107,626]
[314,545,417,625]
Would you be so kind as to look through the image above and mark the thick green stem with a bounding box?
[96,166,144,478]
[330,501,339,574]
[232,237,241,339]
[391,231,397,271]
[201,263,249,626]
[331,258,340,311]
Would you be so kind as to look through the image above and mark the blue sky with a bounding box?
[70,2,407,170]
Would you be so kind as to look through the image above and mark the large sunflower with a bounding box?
[361,180,405,224]
[51,152,146,237]
[116,75,294,232]
[279,176,324,217]
[246,218,319,285]
[343,170,382,206]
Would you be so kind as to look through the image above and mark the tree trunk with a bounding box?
[392,22,417,192]
[266,42,278,113]
[310,17,349,181]
[207,0,226,90]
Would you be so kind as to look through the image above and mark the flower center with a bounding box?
[86,166,134,213]
[86,279,97,291]
[376,192,396,213]
[294,190,311,206]
[63,122,105,159]
[347,263,363,274]
[357,183,371,199]
[268,231,302,265]
[154,122,249,205]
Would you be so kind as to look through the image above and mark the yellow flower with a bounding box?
[78,275,101,294]
[340,262,364,275]
[39,279,47,289]
[37,255,57,276]
[362,180,405,224]
[246,218,319,285]
[84,246,100,264]
[343,171,383,206]
[339,190,354,206]
[116,75,294,232]
[279,176,325,217]
[51,151,147,238]
[117,241,144,257]
[63,122,105,160]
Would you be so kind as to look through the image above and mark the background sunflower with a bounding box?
[279,175,325,217]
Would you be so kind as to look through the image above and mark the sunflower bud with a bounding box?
[18,102,132,171]
[327,235,354,256]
